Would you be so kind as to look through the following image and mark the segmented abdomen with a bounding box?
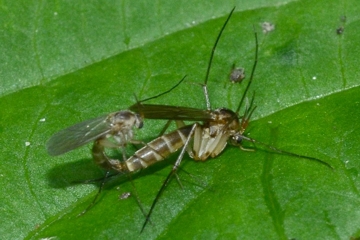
[125,126,192,172]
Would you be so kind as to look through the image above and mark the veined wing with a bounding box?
[129,104,214,121]
[46,114,113,156]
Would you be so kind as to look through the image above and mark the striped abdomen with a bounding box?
[125,125,192,172]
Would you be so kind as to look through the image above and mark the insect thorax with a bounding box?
[108,111,143,130]
[208,108,240,134]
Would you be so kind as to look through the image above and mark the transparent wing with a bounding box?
[46,114,112,156]
[129,104,214,121]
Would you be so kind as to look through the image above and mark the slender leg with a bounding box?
[141,123,198,232]
[158,120,173,136]
[78,171,111,216]
[124,168,152,224]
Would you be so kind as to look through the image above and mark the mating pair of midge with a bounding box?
[91,105,253,173]
[46,8,257,229]
[46,84,258,231]
[47,6,253,218]
[46,7,332,232]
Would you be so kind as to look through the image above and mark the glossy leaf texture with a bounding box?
[1,0,360,239]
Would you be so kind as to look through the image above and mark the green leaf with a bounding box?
[1,0,360,239]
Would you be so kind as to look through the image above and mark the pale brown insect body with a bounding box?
[93,124,192,172]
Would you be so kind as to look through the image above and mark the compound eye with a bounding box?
[234,135,243,144]
[115,111,131,120]
[230,135,241,146]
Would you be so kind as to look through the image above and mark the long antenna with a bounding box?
[204,7,236,86]
[203,7,236,110]
[236,29,258,114]
[241,135,333,169]
[136,75,187,103]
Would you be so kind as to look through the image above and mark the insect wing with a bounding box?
[129,104,214,121]
[46,114,112,156]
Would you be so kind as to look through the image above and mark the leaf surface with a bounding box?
[1,1,360,239]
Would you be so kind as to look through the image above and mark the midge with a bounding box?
[46,110,143,165]
[46,78,184,169]
[118,7,330,231]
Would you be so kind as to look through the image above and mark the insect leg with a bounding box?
[158,120,173,136]
[72,172,120,185]
[122,162,153,224]
[76,140,128,216]
[81,139,150,217]
[175,120,195,159]
[78,170,111,216]
[140,123,198,232]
